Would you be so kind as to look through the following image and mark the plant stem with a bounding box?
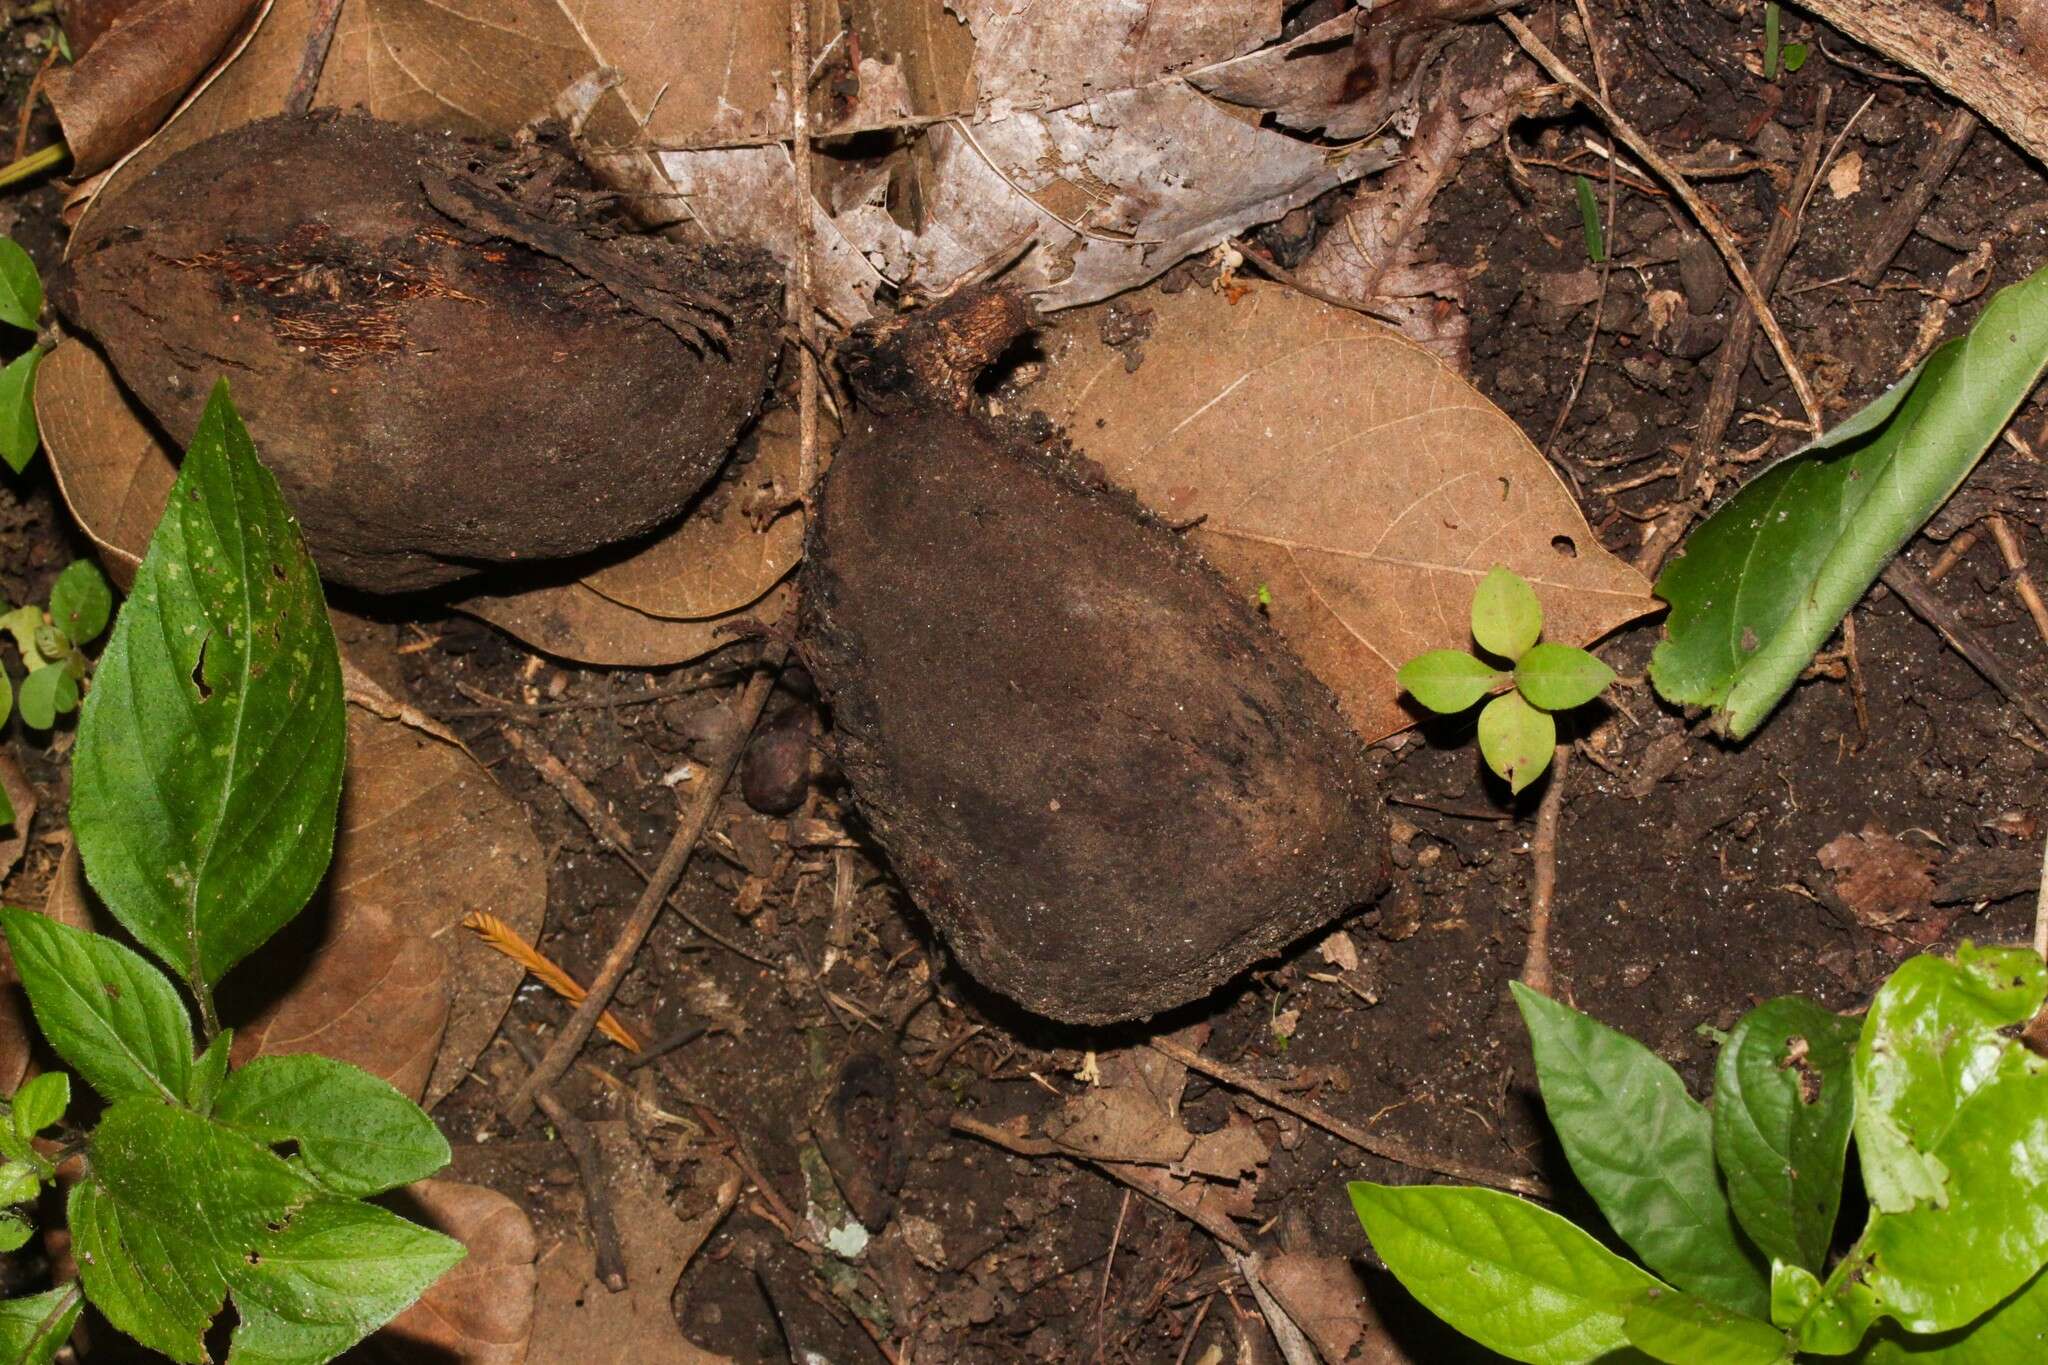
[0,142,66,190]
[194,981,220,1042]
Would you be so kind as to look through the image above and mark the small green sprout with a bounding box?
[1397,566,1614,794]
[1572,175,1604,264]
[1763,3,1807,79]
[0,558,113,736]
[1253,583,1273,610]
[0,236,44,474]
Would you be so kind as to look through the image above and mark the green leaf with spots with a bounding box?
[215,1055,450,1197]
[1472,565,1544,661]
[1514,983,1769,1316]
[1350,1181,1664,1364]
[1479,690,1554,793]
[69,382,345,995]
[1515,642,1614,712]
[8,1071,67,1141]
[1713,997,1859,1275]
[49,559,111,646]
[0,910,193,1106]
[1398,649,1503,714]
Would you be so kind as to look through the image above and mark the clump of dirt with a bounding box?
[799,289,1387,1023]
[51,110,781,593]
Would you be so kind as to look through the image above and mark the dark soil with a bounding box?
[4,2,2048,1362]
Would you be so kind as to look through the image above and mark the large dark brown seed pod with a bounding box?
[800,289,1386,1024]
[51,111,781,592]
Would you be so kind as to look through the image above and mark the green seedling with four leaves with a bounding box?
[1397,566,1614,793]
[0,236,44,474]
[0,558,112,736]
[1351,943,2048,1363]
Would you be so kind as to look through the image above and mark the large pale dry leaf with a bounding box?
[581,406,818,621]
[529,1123,739,1365]
[456,580,792,669]
[0,757,43,1094]
[34,341,173,592]
[1260,1253,1419,1365]
[1031,284,1658,741]
[374,1180,539,1365]
[44,0,262,174]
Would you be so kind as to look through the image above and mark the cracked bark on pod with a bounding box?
[800,288,1386,1023]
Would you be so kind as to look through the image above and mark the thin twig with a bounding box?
[1234,241,1403,324]
[1986,514,2048,649]
[791,0,822,512]
[1543,0,1619,460]
[504,656,783,1124]
[436,663,742,720]
[1927,524,1983,581]
[1522,745,1570,997]
[501,724,642,857]
[283,0,347,117]
[504,1027,628,1292]
[1635,85,1834,574]
[1501,13,1820,437]
[1856,106,1978,286]
[1882,563,2048,742]
[1093,1189,1132,1363]
[2035,833,2048,963]
[1146,1037,1549,1198]
[1234,1253,1318,1365]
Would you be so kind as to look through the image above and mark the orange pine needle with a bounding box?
[462,911,641,1052]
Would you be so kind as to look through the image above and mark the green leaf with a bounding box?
[1713,998,1860,1275]
[0,606,43,670]
[0,1217,26,1254]
[1472,565,1543,661]
[0,1164,36,1206]
[216,1055,451,1197]
[70,381,346,992]
[1783,42,1809,73]
[1398,649,1504,714]
[73,1101,459,1365]
[227,1198,463,1365]
[1515,643,1615,712]
[48,559,111,646]
[0,768,11,830]
[1479,690,1555,794]
[1849,1266,2048,1362]
[0,239,40,332]
[1650,265,2048,738]
[1802,946,2048,1344]
[1574,175,1605,263]
[1763,2,1783,79]
[0,346,43,475]
[1350,1181,1664,1363]
[0,910,193,1105]
[15,663,74,730]
[9,1071,67,1140]
[1624,1287,1791,1364]
[1513,983,1769,1316]
[188,1031,232,1113]
[0,1286,80,1365]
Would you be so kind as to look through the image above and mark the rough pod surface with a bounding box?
[801,290,1386,1023]
[53,111,780,592]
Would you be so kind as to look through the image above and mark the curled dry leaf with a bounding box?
[43,0,263,175]
[39,336,793,666]
[0,759,41,1095]
[0,754,36,884]
[43,703,546,1106]
[1816,824,1958,947]
[1260,1253,1418,1365]
[376,1180,539,1365]
[1030,284,1658,740]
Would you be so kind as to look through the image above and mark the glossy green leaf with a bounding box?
[1850,1267,2048,1362]
[48,559,111,645]
[1514,983,1769,1316]
[70,382,345,991]
[1713,997,1860,1274]
[1351,1181,1664,1363]
[1398,649,1504,714]
[1515,643,1615,712]
[8,1071,67,1140]
[188,1031,232,1114]
[1804,946,2048,1347]
[0,346,42,475]
[228,1198,464,1365]
[1624,1287,1791,1364]
[1472,566,1544,661]
[0,1217,26,1254]
[16,663,74,730]
[0,910,192,1105]
[1479,690,1555,794]
[0,240,39,332]
[0,1285,81,1365]
[1651,265,2048,738]
[216,1055,451,1197]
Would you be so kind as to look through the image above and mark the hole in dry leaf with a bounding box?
[1551,535,1577,558]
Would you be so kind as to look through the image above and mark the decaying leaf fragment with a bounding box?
[1031,284,1658,741]
[802,289,1386,1023]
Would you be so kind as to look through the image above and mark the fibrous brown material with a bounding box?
[801,290,1386,1024]
[52,111,780,593]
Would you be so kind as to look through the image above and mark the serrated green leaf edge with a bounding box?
[0,1285,82,1365]
[1650,265,2048,738]
[1513,983,1769,1317]
[215,1055,450,1197]
[0,910,193,1105]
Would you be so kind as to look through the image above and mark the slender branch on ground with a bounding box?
[1543,0,1619,462]
[1881,563,2048,743]
[504,1026,629,1292]
[1986,514,2048,649]
[1856,106,1977,285]
[791,0,822,512]
[1501,13,1821,440]
[1233,239,1403,324]
[1146,1037,1550,1199]
[284,0,347,117]
[1521,745,1570,997]
[503,653,783,1124]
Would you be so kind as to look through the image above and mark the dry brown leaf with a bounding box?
[0,755,36,886]
[0,758,44,1094]
[1817,825,1948,945]
[43,703,544,1105]
[43,0,262,175]
[455,579,792,669]
[373,1180,539,1365]
[1031,283,1658,740]
[529,1123,739,1365]
[1261,1253,1419,1365]
[581,405,818,620]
